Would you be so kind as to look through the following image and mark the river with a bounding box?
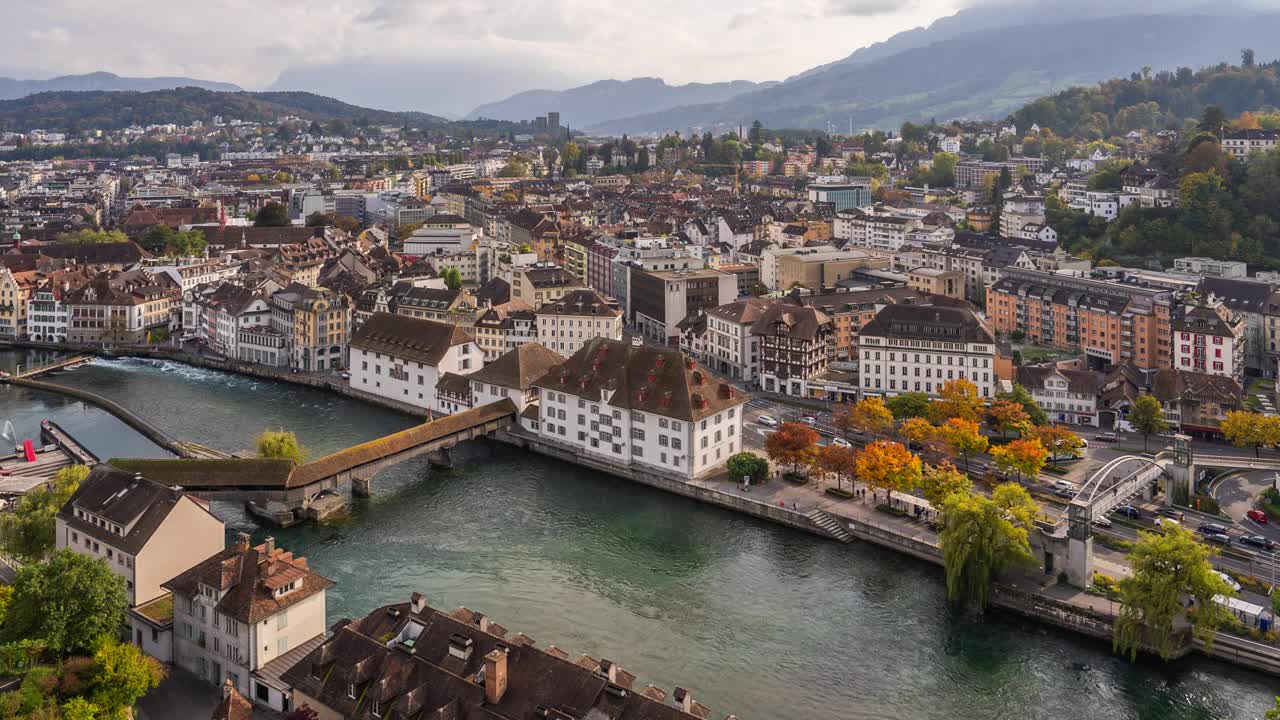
[1,352,1276,719]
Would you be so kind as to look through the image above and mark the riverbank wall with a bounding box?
[11,342,1280,678]
[8,376,190,458]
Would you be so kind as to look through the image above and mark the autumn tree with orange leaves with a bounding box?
[764,422,820,476]
[817,443,858,491]
[1035,425,1086,468]
[855,440,922,499]
[899,417,939,450]
[940,418,989,474]
[932,378,983,424]
[985,399,1031,439]
[835,396,895,440]
[990,437,1049,482]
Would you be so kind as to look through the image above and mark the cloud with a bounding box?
[828,0,912,16]
[0,0,968,115]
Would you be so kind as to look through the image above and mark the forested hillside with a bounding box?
[0,87,449,132]
[1011,57,1280,139]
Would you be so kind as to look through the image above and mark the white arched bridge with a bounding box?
[1052,436,1280,588]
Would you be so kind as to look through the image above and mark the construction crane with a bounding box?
[691,162,743,195]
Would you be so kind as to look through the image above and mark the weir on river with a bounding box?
[0,351,1276,719]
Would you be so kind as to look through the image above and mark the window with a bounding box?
[277,611,288,630]
[348,683,357,700]
[659,435,668,447]
[278,637,289,655]
[256,683,270,702]
[672,437,681,450]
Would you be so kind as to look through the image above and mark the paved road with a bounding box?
[136,666,221,720]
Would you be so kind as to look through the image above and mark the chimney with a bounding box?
[484,649,508,704]
[235,532,251,551]
[222,678,234,700]
[410,592,425,614]
[673,687,693,714]
[263,536,276,555]
[474,612,491,633]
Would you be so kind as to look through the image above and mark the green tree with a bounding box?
[0,465,90,564]
[939,483,1039,609]
[168,229,207,257]
[1267,696,1280,720]
[62,697,101,720]
[440,266,463,291]
[139,224,175,255]
[748,120,764,145]
[90,640,166,717]
[1114,524,1235,660]
[917,462,973,506]
[1128,394,1168,452]
[59,229,129,245]
[727,452,769,483]
[254,201,291,227]
[1221,410,1280,458]
[1200,105,1228,136]
[306,211,335,227]
[256,430,306,463]
[3,550,128,656]
[886,392,932,420]
[998,384,1048,426]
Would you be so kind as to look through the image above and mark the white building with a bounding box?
[403,214,475,256]
[348,311,481,413]
[1016,366,1101,427]
[1173,301,1245,383]
[55,463,225,608]
[533,339,749,480]
[702,297,772,381]
[535,288,624,357]
[163,535,334,714]
[857,303,1000,399]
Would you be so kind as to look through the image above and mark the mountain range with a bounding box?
[580,2,1280,133]
[0,71,241,100]
[0,87,448,133]
[465,78,777,128]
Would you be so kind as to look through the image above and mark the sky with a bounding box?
[2,0,973,115]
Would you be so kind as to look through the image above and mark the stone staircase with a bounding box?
[806,509,855,543]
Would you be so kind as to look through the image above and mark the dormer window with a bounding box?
[370,699,381,717]
[348,682,357,699]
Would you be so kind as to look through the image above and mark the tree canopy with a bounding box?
[254,201,291,227]
[3,550,128,656]
[764,423,819,476]
[939,482,1039,609]
[1128,394,1169,451]
[256,430,306,463]
[1114,524,1235,660]
[0,465,89,564]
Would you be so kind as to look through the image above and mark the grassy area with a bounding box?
[1261,487,1280,522]
[1017,346,1062,364]
[1095,534,1134,553]
[136,594,174,624]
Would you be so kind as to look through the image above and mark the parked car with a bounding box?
[831,437,852,448]
[1247,509,1269,524]
[1198,523,1229,536]
[1095,432,1118,442]
[1213,570,1243,593]
[1204,533,1233,546]
[1241,535,1277,551]
[1114,505,1141,519]
[1159,508,1185,521]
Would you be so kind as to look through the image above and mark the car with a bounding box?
[757,415,779,427]
[1095,432,1118,442]
[1205,533,1233,546]
[1241,535,1277,551]
[1051,480,1074,492]
[1114,505,1141,519]
[1092,516,1113,529]
[1053,487,1076,499]
[800,415,817,426]
[1159,508,1185,521]
[1198,523,1229,536]
[340,371,351,380]
[1247,509,1269,524]
[1213,570,1243,593]
[831,437,852,448]
[1155,517,1181,529]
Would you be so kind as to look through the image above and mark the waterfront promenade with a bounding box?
[11,340,1280,679]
